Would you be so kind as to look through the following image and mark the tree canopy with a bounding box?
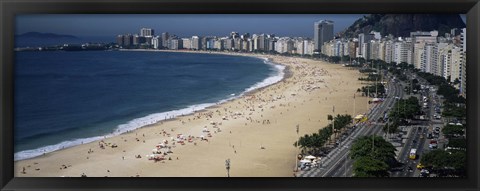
[442,124,464,138]
[353,156,390,177]
[420,149,466,177]
[350,135,396,164]
[388,97,421,121]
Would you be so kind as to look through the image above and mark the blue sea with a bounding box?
[14,50,285,161]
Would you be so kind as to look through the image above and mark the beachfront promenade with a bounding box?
[298,77,403,177]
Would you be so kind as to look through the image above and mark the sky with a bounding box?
[16,14,364,38]
[16,14,466,39]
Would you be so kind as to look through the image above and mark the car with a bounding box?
[420,169,430,177]
[427,133,433,139]
[429,140,438,149]
[417,163,425,169]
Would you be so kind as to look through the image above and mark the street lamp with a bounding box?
[225,159,230,177]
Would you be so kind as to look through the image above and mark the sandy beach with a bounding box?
[15,52,368,177]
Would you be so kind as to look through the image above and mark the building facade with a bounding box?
[314,20,334,52]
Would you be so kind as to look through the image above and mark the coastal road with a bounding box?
[392,80,443,177]
[299,75,403,177]
[325,80,404,177]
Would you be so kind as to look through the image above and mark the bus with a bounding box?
[409,149,417,160]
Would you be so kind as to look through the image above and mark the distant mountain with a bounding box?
[17,32,79,39]
[339,14,466,38]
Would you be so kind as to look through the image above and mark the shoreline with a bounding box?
[15,51,368,177]
[14,50,288,161]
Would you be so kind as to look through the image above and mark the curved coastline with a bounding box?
[15,52,368,177]
[14,50,288,161]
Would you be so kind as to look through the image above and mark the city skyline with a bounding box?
[16,14,366,38]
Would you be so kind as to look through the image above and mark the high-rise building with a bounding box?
[294,39,305,55]
[162,32,170,48]
[275,37,294,54]
[224,38,233,50]
[191,36,201,50]
[152,36,161,49]
[168,38,181,50]
[358,33,374,56]
[378,41,386,61]
[214,38,223,50]
[384,41,393,64]
[438,43,454,80]
[248,39,254,52]
[242,39,249,52]
[413,42,426,70]
[314,20,334,52]
[410,31,438,65]
[393,40,410,64]
[140,28,154,37]
[450,46,463,85]
[460,28,466,97]
[235,38,244,51]
[348,41,357,58]
[257,34,267,51]
[201,36,210,50]
[421,43,438,73]
[123,34,133,48]
[133,35,146,46]
[268,38,276,52]
[206,37,216,50]
[182,38,191,49]
[116,35,124,47]
[433,43,449,76]
[369,40,380,60]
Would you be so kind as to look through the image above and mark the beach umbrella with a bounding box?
[305,155,316,159]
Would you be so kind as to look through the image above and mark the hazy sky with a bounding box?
[16,14,364,38]
[16,14,466,38]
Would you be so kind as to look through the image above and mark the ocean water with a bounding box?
[15,35,114,47]
[14,50,285,161]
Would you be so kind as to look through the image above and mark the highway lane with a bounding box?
[324,76,405,177]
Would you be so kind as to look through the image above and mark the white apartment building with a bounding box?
[152,36,160,49]
[182,38,191,49]
[393,41,410,64]
[191,36,201,50]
